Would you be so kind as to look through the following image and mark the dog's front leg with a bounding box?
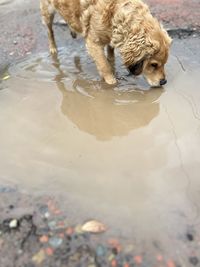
[86,38,117,85]
[107,45,115,73]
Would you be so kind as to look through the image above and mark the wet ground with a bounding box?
[1,0,200,266]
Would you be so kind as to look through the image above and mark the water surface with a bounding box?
[1,45,200,259]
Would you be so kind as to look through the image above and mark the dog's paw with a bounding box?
[104,75,117,85]
[50,46,57,55]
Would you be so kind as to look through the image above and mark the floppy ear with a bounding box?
[111,3,160,65]
[122,37,159,70]
[128,59,144,76]
[126,38,159,75]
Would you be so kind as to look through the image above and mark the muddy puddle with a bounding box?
[1,44,200,257]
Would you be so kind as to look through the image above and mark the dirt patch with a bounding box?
[1,190,199,267]
[167,28,200,39]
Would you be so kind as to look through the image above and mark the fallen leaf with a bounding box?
[81,220,106,233]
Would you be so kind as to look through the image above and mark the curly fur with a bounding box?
[40,0,172,86]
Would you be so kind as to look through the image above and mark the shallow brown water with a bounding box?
[1,46,200,257]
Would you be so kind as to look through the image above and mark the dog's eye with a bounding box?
[151,63,158,68]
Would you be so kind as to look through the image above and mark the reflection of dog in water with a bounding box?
[40,0,171,86]
[51,55,163,141]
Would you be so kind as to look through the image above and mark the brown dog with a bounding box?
[40,0,172,86]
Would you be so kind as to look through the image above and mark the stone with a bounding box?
[32,250,46,264]
[44,212,50,219]
[49,237,63,248]
[9,219,18,229]
[82,220,106,233]
[96,245,106,257]
[189,256,199,266]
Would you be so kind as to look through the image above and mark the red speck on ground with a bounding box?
[39,235,49,243]
[111,259,117,267]
[45,247,54,256]
[108,238,122,253]
[66,227,74,235]
[134,255,143,265]
[167,259,176,267]
[156,255,164,262]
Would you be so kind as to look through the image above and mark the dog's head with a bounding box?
[126,30,172,87]
[112,2,172,87]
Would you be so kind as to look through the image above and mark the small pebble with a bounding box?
[53,209,61,215]
[112,247,118,255]
[88,256,95,264]
[48,221,56,230]
[13,40,17,45]
[57,221,66,227]
[186,233,194,241]
[66,227,74,235]
[39,205,49,214]
[134,255,142,264]
[18,249,23,255]
[49,237,63,248]
[44,212,50,219]
[156,255,163,261]
[32,249,46,264]
[57,19,67,25]
[96,245,106,257]
[189,256,199,266]
[45,247,54,256]
[2,75,10,81]
[82,220,106,233]
[167,259,176,267]
[39,235,49,243]
[124,244,134,254]
[125,254,132,262]
[9,219,18,229]
[111,259,117,267]
[59,233,65,238]
[108,254,115,261]
[75,224,84,234]
[0,239,4,248]
[0,186,15,193]
[108,239,121,252]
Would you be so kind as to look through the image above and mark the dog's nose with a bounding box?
[160,79,167,86]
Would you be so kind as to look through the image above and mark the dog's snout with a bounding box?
[160,79,167,86]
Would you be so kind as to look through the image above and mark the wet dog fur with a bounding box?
[40,0,172,86]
